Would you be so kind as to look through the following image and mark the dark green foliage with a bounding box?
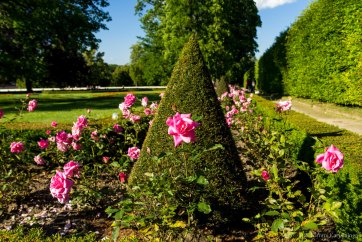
[255,30,288,95]
[285,0,362,105]
[111,65,133,86]
[214,76,230,97]
[257,0,362,106]
[129,36,247,225]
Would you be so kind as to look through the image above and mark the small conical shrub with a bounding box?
[129,35,247,226]
[215,76,230,97]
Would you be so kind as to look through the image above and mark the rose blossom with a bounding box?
[91,130,99,141]
[130,114,141,123]
[159,92,164,98]
[113,124,123,133]
[76,115,88,129]
[34,155,46,165]
[261,170,270,181]
[315,145,344,173]
[51,121,57,127]
[38,138,49,149]
[50,170,74,204]
[119,172,127,183]
[10,141,24,153]
[112,113,119,120]
[127,147,140,160]
[166,112,200,147]
[141,97,148,107]
[102,156,110,163]
[46,130,51,135]
[71,142,82,151]
[144,108,152,116]
[63,161,80,178]
[0,109,4,119]
[123,93,136,108]
[27,99,37,112]
[276,100,292,112]
[57,142,69,152]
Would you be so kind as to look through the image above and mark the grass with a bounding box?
[0,90,163,129]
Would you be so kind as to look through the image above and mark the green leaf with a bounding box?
[302,221,318,230]
[196,175,209,185]
[264,210,280,216]
[110,161,120,168]
[271,163,278,179]
[114,210,124,220]
[331,201,342,210]
[169,220,187,228]
[105,207,119,215]
[271,219,284,232]
[112,226,120,242]
[197,202,212,214]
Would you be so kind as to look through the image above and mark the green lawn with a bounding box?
[0,90,163,129]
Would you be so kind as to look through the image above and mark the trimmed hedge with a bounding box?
[129,35,247,225]
[256,0,362,106]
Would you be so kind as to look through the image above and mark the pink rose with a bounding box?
[261,170,270,181]
[144,108,152,116]
[0,109,4,119]
[276,100,292,112]
[150,102,158,111]
[129,114,141,123]
[56,130,69,143]
[141,97,148,107]
[27,99,37,112]
[38,138,49,149]
[113,124,123,133]
[10,141,24,153]
[46,130,51,135]
[76,115,88,129]
[119,172,127,183]
[71,142,82,151]
[63,161,80,178]
[166,112,200,147]
[34,155,46,165]
[50,170,74,204]
[123,93,136,108]
[51,121,57,127]
[57,142,69,152]
[91,130,99,141]
[102,156,110,163]
[159,92,164,98]
[127,147,140,160]
[315,145,344,173]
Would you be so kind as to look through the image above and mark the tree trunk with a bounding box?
[25,79,33,93]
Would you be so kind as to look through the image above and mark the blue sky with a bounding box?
[96,0,313,65]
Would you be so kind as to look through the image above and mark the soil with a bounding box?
[287,98,362,135]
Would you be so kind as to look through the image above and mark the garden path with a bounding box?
[286,98,362,135]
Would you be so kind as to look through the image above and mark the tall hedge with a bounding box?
[286,0,362,105]
[257,0,362,106]
[255,30,287,95]
[129,35,247,225]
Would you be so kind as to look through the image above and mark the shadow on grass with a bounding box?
[1,93,162,114]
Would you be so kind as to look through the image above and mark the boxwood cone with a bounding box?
[129,35,248,225]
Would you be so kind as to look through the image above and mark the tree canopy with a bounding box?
[131,0,261,85]
[0,0,111,91]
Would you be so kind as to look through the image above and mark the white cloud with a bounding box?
[254,0,298,9]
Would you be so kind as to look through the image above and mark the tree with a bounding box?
[111,65,133,86]
[134,0,261,83]
[0,0,111,91]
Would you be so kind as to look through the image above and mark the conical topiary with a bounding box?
[129,35,247,225]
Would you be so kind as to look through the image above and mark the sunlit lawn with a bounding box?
[0,90,163,129]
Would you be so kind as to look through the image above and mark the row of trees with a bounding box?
[0,0,111,91]
[256,0,362,106]
[129,0,261,86]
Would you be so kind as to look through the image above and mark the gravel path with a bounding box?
[289,98,362,135]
